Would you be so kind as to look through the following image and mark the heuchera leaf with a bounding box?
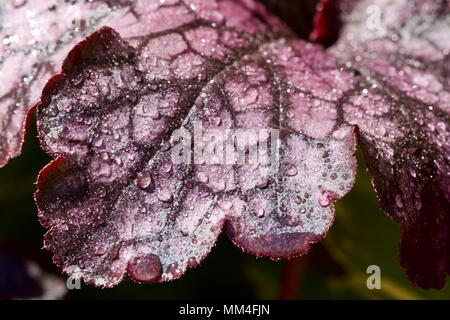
[333,0,450,289]
[0,0,147,167]
[35,0,357,287]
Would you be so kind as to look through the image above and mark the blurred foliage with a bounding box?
[322,151,450,299]
[1,119,450,299]
[260,0,318,39]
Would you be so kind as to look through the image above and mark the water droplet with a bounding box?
[157,188,173,203]
[318,191,330,207]
[294,195,302,204]
[11,0,26,8]
[376,125,386,136]
[253,207,265,218]
[167,262,182,277]
[215,180,226,191]
[137,171,152,189]
[94,243,107,256]
[395,194,404,208]
[93,138,103,148]
[127,254,162,283]
[114,156,123,166]
[196,171,209,183]
[99,163,112,177]
[218,200,233,211]
[256,177,269,189]
[101,152,110,161]
[437,122,446,131]
[98,188,107,198]
[187,257,199,268]
[284,164,298,177]
[161,162,172,173]
[241,87,258,105]
[195,96,204,108]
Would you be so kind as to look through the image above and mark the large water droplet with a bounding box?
[253,206,265,218]
[127,254,162,283]
[318,191,330,207]
[137,171,152,189]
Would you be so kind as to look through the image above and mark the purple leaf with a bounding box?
[334,0,450,289]
[35,1,356,287]
[0,0,157,167]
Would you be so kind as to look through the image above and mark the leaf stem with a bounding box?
[279,255,308,299]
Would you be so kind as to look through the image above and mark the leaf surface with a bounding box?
[334,0,450,289]
[36,0,356,287]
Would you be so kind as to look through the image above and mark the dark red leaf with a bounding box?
[31,0,449,290]
[0,0,149,167]
[310,0,342,47]
[36,1,356,287]
[334,0,450,289]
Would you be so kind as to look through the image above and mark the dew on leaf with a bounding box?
[127,254,163,283]
[137,171,153,189]
[157,188,173,203]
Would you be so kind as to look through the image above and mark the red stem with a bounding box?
[279,255,308,300]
